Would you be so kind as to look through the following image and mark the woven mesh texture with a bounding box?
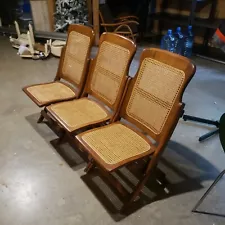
[62,31,90,85]
[26,82,75,105]
[47,98,110,132]
[126,58,185,134]
[82,123,150,165]
[90,41,130,105]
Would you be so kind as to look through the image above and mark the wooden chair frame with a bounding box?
[99,5,139,42]
[76,48,196,211]
[23,24,95,122]
[9,21,29,48]
[44,33,136,141]
[19,30,51,59]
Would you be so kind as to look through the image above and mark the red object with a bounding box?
[216,28,225,43]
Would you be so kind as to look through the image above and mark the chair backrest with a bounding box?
[120,48,196,143]
[83,32,136,111]
[57,24,95,97]
[99,4,115,24]
[219,113,225,152]
[99,4,115,32]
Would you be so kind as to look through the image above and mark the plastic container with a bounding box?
[174,27,184,55]
[161,29,176,53]
[183,25,194,57]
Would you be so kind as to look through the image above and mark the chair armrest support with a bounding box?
[115,15,139,21]
[101,20,139,27]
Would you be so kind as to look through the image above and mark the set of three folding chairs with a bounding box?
[23,24,196,211]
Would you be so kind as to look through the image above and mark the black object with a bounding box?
[183,115,219,142]
[192,113,225,217]
[0,0,18,26]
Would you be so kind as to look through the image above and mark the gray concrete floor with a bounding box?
[1,36,225,225]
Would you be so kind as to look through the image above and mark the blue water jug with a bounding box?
[183,25,194,57]
[174,27,184,55]
[161,29,176,53]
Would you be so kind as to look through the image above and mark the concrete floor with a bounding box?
[1,36,225,225]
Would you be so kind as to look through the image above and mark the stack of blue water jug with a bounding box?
[161,25,194,57]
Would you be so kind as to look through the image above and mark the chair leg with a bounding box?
[37,108,49,123]
[84,158,95,173]
[120,175,148,212]
[38,108,56,126]
[37,112,45,123]
[120,172,151,212]
[121,161,158,212]
[192,169,225,214]
[57,130,66,145]
[131,174,150,202]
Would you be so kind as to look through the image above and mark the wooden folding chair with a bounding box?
[23,24,95,123]
[76,48,196,210]
[45,33,136,140]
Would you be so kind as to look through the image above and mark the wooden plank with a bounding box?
[47,0,55,31]
[30,0,51,31]
[93,0,99,45]
[87,0,93,25]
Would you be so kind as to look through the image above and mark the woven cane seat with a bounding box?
[24,82,76,107]
[47,98,111,132]
[78,123,153,171]
[90,41,130,105]
[62,31,90,85]
[126,58,185,135]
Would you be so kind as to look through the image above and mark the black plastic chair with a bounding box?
[192,113,225,217]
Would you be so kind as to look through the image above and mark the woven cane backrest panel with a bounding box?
[62,31,90,85]
[126,58,185,135]
[90,41,130,106]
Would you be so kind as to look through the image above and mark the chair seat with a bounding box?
[23,82,76,107]
[47,98,111,132]
[76,123,153,171]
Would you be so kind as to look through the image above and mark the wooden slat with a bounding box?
[47,0,55,31]
[30,0,51,31]
[93,0,99,45]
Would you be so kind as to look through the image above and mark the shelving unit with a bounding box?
[149,0,222,59]
[149,12,220,29]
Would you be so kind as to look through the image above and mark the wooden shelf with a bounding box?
[149,12,220,29]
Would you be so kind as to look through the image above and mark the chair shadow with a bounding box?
[25,113,59,140]
[80,140,220,221]
[26,113,220,221]
[25,113,88,170]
